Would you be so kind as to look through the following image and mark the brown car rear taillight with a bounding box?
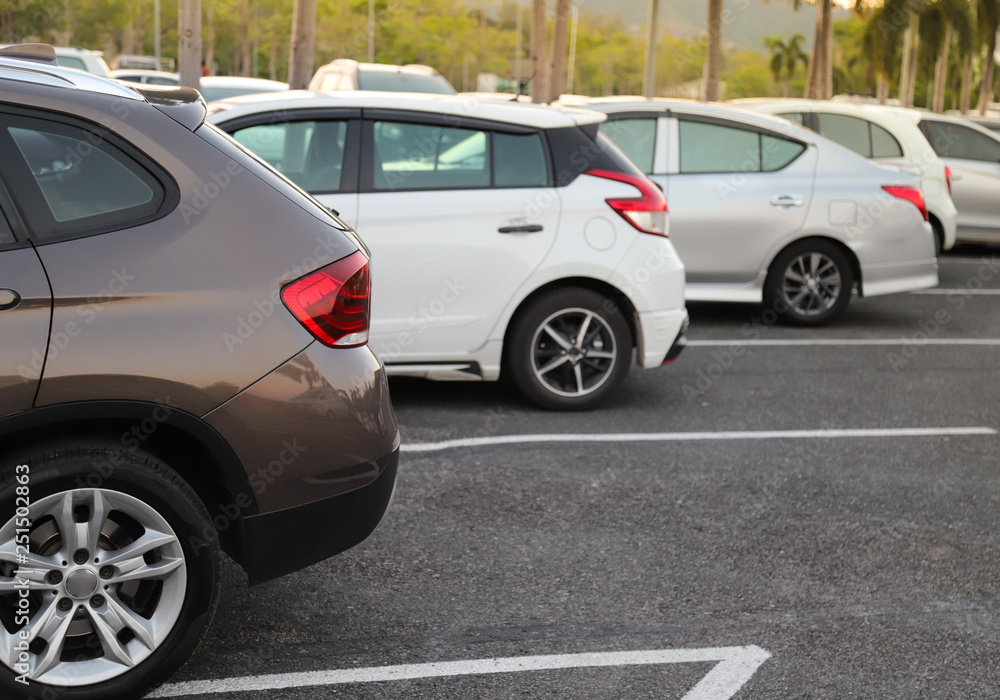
[281,251,370,347]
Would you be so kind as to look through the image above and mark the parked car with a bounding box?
[918,113,1000,246]
[733,98,959,253]
[964,116,1000,133]
[209,91,688,409]
[112,71,289,103]
[198,76,289,102]
[0,46,398,699]
[111,54,163,71]
[947,112,1000,133]
[309,59,456,95]
[557,97,938,325]
[111,68,181,85]
[1,45,111,76]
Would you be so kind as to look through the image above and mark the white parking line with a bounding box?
[401,427,995,453]
[939,257,1000,264]
[909,289,1000,295]
[150,645,772,699]
[686,338,1000,347]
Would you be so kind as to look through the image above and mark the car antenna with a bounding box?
[512,71,535,102]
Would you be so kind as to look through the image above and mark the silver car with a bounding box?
[558,97,938,325]
[918,114,1000,245]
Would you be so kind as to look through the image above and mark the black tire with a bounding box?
[0,446,220,700]
[506,288,632,410]
[764,240,854,326]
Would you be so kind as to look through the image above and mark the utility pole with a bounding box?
[643,0,659,97]
[368,0,375,62]
[154,0,161,65]
[549,0,570,100]
[530,0,548,103]
[514,5,522,89]
[177,0,201,89]
[287,0,317,89]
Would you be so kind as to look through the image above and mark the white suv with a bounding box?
[208,92,688,409]
[734,99,959,252]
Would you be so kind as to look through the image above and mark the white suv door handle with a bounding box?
[771,194,804,208]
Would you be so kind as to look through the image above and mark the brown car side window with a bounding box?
[0,113,172,243]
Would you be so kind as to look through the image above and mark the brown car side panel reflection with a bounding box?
[0,247,51,420]
[31,101,358,416]
[203,342,399,514]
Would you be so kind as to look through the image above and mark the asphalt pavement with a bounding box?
[153,249,1000,699]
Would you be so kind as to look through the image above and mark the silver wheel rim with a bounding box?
[780,252,842,317]
[0,488,187,686]
[530,307,617,398]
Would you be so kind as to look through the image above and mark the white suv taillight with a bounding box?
[281,251,370,347]
[585,168,668,237]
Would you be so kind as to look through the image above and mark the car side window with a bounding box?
[2,115,166,241]
[600,118,656,174]
[923,121,1000,162]
[778,112,805,126]
[233,120,348,193]
[372,121,490,191]
[55,56,86,71]
[817,113,872,157]
[761,134,806,172]
[871,123,903,158]
[494,132,548,187]
[679,121,760,173]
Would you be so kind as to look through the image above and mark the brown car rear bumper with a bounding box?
[242,447,399,585]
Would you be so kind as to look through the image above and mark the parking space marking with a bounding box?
[151,645,771,699]
[401,427,994,453]
[939,257,1000,264]
[909,289,1000,295]
[686,338,1000,347]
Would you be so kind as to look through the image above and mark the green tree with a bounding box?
[764,33,808,96]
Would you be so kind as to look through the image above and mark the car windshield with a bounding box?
[357,71,455,95]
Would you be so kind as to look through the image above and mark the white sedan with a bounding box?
[732,98,959,253]
[559,97,939,325]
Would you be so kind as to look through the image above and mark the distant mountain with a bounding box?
[574,0,850,52]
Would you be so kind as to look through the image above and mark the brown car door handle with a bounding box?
[0,289,20,311]
[498,224,543,234]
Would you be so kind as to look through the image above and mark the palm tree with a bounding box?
[703,0,724,101]
[862,4,904,103]
[765,33,809,96]
[765,0,833,100]
[976,0,1000,115]
[921,0,974,112]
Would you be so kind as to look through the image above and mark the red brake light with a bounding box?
[944,165,952,195]
[281,251,370,347]
[882,185,928,222]
[585,168,669,237]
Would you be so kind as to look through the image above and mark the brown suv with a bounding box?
[0,46,399,699]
